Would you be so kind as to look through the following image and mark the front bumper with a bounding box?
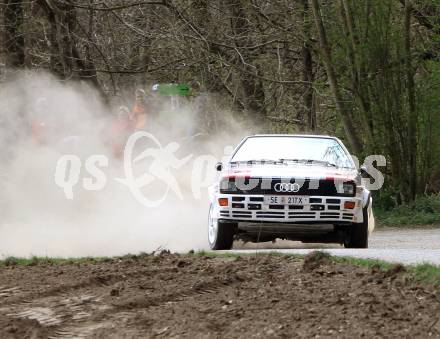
[214,194,363,224]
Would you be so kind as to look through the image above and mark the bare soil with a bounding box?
[0,252,439,338]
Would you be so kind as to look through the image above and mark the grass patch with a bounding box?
[408,263,440,287]
[376,194,440,227]
[312,254,440,288]
[301,253,440,287]
[332,255,395,270]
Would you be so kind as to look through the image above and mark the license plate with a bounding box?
[264,196,309,205]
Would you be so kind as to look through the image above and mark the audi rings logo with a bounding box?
[274,182,301,193]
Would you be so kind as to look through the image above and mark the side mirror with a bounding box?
[360,165,368,176]
[215,162,223,172]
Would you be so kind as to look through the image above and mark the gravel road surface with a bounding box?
[232,227,440,265]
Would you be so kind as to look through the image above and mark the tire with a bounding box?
[208,204,235,250]
[345,204,369,249]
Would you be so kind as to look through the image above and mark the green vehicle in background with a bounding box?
[152,83,192,114]
[151,83,206,142]
[153,83,191,98]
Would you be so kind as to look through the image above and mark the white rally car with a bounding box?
[208,135,375,250]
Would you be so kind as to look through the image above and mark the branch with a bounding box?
[398,0,440,35]
[53,0,166,11]
[266,115,303,125]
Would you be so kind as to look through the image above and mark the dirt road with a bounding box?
[1,252,439,338]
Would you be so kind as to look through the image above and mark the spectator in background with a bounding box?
[131,88,149,130]
[31,97,50,145]
[108,106,132,158]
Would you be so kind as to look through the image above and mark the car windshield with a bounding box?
[231,136,355,169]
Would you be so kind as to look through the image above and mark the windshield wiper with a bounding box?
[278,159,337,167]
[230,159,281,164]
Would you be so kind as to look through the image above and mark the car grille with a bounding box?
[220,178,355,197]
[225,210,354,221]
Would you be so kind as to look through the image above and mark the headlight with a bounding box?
[220,179,236,192]
[336,182,356,196]
[343,183,355,195]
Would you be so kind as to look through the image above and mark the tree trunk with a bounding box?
[4,0,25,69]
[38,0,102,91]
[405,0,417,200]
[340,0,375,147]
[311,0,363,154]
[45,6,65,76]
[190,0,223,93]
[301,0,316,131]
[227,0,267,127]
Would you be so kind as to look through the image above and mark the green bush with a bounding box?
[376,194,440,226]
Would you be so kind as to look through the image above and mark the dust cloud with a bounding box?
[0,72,247,258]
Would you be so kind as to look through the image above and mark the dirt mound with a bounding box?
[0,254,439,338]
[302,251,332,272]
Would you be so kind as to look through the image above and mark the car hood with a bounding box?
[223,164,358,181]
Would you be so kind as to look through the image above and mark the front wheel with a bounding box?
[208,204,235,250]
[345,205,369,249]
